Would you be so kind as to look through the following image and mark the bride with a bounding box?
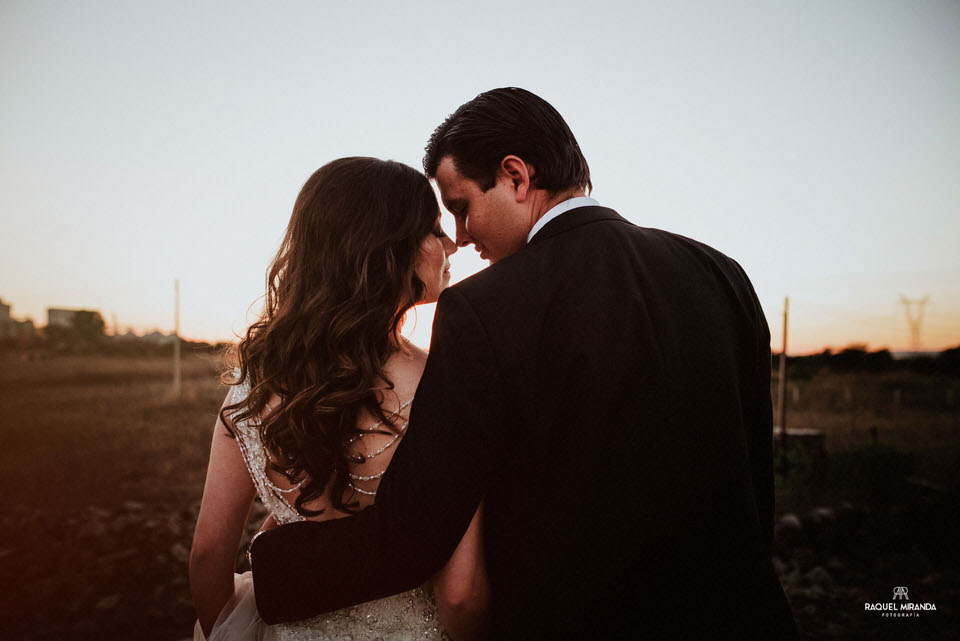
[189,157,487,640]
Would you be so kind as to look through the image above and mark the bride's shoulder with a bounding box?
[219,368,281,429]
[385,340,428,380]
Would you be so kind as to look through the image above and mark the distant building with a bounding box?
[0,299,11,338]
[141,330,177,346]
[109,330,141,342]
[47,308,82,328]
[0,298,35,340]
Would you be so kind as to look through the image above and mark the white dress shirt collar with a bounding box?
[526,196,600,243]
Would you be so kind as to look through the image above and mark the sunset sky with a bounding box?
[2,1,958,354]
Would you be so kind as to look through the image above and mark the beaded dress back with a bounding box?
[228,371,451,641]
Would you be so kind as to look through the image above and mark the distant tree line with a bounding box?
[5,310,958,376]
[782,345,960,379]
[1,310,228,356]
[43,310,106,347]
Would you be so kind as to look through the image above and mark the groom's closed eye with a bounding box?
[444,199,467,218]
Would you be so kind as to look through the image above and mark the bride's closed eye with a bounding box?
[432,227,447,239]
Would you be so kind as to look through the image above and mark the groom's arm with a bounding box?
[250,287,503,624]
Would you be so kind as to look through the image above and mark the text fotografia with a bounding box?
[865,587,937,618]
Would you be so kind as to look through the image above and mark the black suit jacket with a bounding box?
[250,206,797,639]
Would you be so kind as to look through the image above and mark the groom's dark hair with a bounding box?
[423,87,592,195]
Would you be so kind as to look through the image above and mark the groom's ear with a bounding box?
[499,155,533,202]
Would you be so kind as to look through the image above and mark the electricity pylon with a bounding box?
[899,295,929,352]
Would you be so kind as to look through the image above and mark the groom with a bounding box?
[251,88,797,639]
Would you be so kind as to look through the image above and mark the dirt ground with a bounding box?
[1,353,957,639]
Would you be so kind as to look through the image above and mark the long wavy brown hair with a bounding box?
[220,157,439,516]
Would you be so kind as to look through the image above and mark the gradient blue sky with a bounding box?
[2,0,958,353]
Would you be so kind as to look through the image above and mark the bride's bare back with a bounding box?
[257,340,428,520]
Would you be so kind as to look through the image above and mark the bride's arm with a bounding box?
[189,392,257,636]
[432,502,489,641]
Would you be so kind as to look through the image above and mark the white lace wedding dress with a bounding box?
[196,373,451,641]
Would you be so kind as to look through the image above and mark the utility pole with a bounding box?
[173,278,182,400]
[777,297,789,455]
[899,295,929,352]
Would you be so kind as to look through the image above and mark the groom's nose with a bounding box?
[454,216,473,248]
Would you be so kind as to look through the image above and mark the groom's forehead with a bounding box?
[435,162,468,212]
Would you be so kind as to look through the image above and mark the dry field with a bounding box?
[777,369,960,493]
[0,352,240,640]
[1,352,225,510]
[0,353,957,639]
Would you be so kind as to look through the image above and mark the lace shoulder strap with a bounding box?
[228,369,304,524]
